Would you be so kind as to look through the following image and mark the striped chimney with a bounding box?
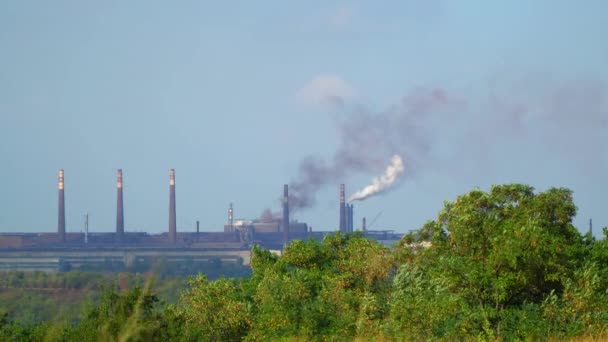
[116,169,124,242]
[339,184,346,232]
[58,169,66,242]
[282,184,290,243]
[168,169,177,244]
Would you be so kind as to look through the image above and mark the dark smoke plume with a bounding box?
[259,208,280,222]
[288,87,464,210]
[260,75,607,218]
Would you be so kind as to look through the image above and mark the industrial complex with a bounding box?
[0,169,402,272]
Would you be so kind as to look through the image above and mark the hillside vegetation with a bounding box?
[1,184,607,341]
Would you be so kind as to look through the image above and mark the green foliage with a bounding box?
[0,271,189,323]
[389,263,466,340]
[173,275,250,341]
[432,185,580,306]
[258,233,393,339]
[388,184,607,340]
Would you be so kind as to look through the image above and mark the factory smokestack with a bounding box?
[116,169,124,242]
[168,169,176,244]
[57,169,66,242]
[339,184,346,232]
[362,217,367,232]
[228,203,234,232]
[348,204,354,232]
[344,204,350,233]
[282,184,290,243]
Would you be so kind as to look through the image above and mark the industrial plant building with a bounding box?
[0,169,402,271]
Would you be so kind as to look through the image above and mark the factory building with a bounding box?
[223,185,310,250]
[0,170,402,271]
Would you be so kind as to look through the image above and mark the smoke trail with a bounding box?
[348,154,404,202]
[274,74,607,217]
[259,208,280,222]
[288,87,463,210]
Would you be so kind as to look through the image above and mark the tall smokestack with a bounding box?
[168,169,176,244]
[57,169,66,242]
[345,204,351,233]
[228,203,234,232]
[589,218,593,237]
[282,184,290,243]
[339,184,346,232]
[116,169,124,242]
[349,204,354,232]
[344,204,349,233]
[362,217,367,232]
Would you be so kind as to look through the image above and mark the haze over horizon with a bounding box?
[1,1,607,235]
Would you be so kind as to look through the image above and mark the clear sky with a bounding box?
[1,1,607,236]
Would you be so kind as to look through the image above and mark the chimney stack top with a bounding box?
[117,169,123,188]
[58,169,64,190]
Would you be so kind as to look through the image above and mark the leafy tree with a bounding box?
[58,284,167,341]
[174,275,250,341]
[246,233,394,340]
[391,184,588,338]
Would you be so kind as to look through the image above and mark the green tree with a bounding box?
[245,233,394,340]
[173,275,250,341]
[391,184,587,338]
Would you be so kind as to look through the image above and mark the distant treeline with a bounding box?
[60,254,251,276]
[1,256,251,290]
[1,184,608,341]
[0,258,251,323]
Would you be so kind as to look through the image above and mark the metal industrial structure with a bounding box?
[282,184,290,243]
[169,169,177,244]
[339,184,346,232]
[57,169,66,243]
[116,169,124,242]
[0,169,402,271]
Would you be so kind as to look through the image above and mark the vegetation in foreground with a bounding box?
[0,257,251,323]
[1,184,608,341]
[0,272,187,323]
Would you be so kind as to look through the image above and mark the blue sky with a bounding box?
[1,1,607,235]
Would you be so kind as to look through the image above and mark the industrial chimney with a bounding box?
[362,217,367,233]
[282,184,290,243]
[168,169,177,244]
[228,203,234,232]
[57,169,66,242]
[116,169,124,242]
[348,204,354,232]
[344,204,349,233]
[339,184,346,232]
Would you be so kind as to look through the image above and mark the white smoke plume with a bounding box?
[279,75,607,215]
[287,86,461,210]
[348,155,405,202]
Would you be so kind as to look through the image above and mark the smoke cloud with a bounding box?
[261,74,607,219]
[288,87,463,210]
[348,154,404,202]
[296,74,355,107]
[259,208,280,222]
